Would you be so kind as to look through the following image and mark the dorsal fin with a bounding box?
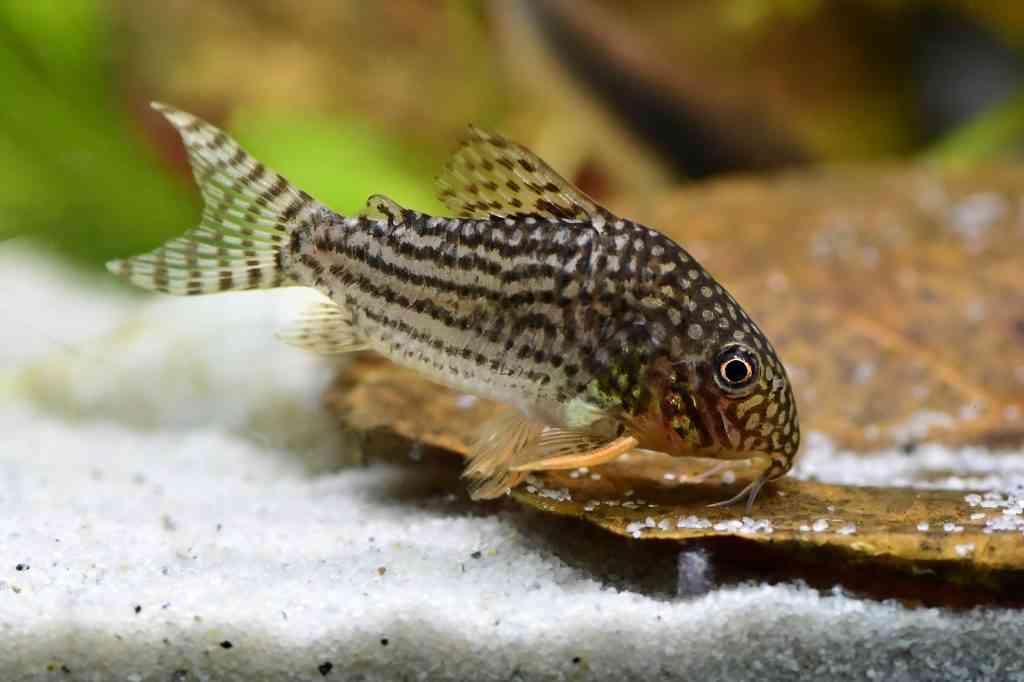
[436,125,610,222]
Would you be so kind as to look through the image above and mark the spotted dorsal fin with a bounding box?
[437,125,609,222]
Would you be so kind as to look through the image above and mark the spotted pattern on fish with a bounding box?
[107,104,800,506]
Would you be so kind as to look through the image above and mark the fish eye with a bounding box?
[714,344,759,392]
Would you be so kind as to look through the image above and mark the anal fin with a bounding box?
[276,300,369,355]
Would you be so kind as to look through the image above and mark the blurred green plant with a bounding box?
[0,0,191,266]
[228,110,443,218]
[0,0,443,271]
[5,0,1024,269]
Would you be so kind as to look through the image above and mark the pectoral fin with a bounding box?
[463,411,545,500]
[463,412,641,499]
[509,433,639,472]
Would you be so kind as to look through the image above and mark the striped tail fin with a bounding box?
[106,102,327,295]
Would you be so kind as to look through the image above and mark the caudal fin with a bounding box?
[106,103,326,295]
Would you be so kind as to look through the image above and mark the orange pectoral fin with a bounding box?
[509,434,640,472]
[463,411,545,500]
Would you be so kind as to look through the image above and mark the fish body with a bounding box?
[289,210,675,424]
[109,104,799,508]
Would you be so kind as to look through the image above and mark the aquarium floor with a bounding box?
[1,245,1022,682]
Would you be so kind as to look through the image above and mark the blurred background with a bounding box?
[3,0,1024,269]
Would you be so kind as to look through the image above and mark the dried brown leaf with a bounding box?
[325,164,1024,596]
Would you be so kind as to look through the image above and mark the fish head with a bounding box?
[636,314,800,470]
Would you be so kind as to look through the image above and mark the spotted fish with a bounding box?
[108,103,800,510]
